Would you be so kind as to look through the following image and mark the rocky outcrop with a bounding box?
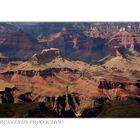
[19,92,33,102]
[98,79,125,89]
[97,79,129,100]
[1,67,79,80]
[44,93,81,116]
[0,53,9,64]
[31,93,93,117]
[31,48,60,63]
[109,27,140,55]
[27,93,112,117]
[0,87,16,104]
[84,26,106,38]
[110,28,134,49]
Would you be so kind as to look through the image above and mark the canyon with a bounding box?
[0,22,140,117]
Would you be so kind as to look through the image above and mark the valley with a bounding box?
[0,22,140,117]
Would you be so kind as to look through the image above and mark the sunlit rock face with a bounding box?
[31,48,60,64]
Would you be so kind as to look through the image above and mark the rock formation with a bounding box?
[0,23,140,117]
[31,48,60,63]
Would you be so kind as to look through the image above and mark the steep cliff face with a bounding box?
[0,29,44,60]
[97,79,128,100]
[0,79,16,104]
[108,27,140,61]
[43,93,82,117]
[0,87,15,104]
[0,53,9,64]
[31,48,60,64]
[27,93,111,117]
[110,28,134,49]
[37,29,110,63]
